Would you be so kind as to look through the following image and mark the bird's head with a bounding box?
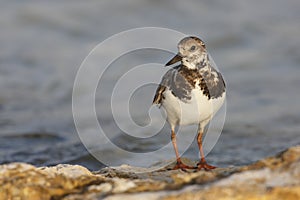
[166,36,208,69]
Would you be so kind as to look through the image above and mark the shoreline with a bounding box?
[1,145,300,200]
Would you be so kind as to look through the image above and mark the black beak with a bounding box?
[165,54,182,66]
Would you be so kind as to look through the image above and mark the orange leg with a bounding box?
[171,129,194,171]
[196,131,216,171]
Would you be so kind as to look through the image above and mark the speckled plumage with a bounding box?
[152,36,226,171]
[153,61,225,104]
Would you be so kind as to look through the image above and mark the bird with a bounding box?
[152,36,226,171]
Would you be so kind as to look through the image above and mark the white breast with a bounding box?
[161,88,225,128]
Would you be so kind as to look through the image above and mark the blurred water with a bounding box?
[0,0,300,170]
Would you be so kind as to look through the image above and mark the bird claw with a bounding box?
[196,160,216,171]
[171,161,194,171]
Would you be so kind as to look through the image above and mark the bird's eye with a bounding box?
[190,46,196,51]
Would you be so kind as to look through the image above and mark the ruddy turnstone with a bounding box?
[153,36,226,171]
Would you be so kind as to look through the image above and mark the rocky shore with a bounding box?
[1,145,300,200]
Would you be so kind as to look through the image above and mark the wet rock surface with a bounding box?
[1,146,300,200]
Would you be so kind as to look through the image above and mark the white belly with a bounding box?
[161,89,225,128]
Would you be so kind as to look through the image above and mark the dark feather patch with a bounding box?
[152,84,166,105]
[153,63,225,105]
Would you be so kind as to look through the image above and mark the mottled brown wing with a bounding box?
[152,68,176,105]
[152,84,166,105]
[203,62,226,99]
[153,65,198,104]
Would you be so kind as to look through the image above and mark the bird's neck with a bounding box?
[182,53,209,70]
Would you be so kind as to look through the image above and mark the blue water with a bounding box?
[0,0,300,170]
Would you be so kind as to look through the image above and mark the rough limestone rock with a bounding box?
[0,146,300,200]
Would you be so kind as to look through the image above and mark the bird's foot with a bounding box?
[196,158,216,171]
[171,160,194,171]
